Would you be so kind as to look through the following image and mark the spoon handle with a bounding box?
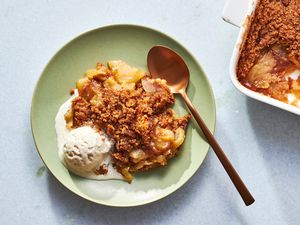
[180,91,255,206]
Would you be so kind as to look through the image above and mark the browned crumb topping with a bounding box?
[237,0,300,102]
[70,88,75,95]
[94,164,108,175]
[70,61,191,182]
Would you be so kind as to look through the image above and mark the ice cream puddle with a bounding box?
[55,90,123,180]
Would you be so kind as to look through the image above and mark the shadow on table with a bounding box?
[208,123,252,225]
[47,163,206,225]
[247,98,300,222]
[47,130,251,225]
[247,97,300,159]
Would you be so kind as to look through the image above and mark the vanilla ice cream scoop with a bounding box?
[63,126,111,176]
[55,91,123,180]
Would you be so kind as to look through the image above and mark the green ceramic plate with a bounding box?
[31,24,216,207]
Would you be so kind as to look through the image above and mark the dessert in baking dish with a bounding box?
[237,0,300,107]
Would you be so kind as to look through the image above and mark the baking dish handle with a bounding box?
[222,0,251,27]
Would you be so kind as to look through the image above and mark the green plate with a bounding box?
[31,24,216,207]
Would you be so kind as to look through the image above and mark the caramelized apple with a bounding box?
[108,60,145,84]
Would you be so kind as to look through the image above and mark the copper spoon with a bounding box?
[147,45,255,206]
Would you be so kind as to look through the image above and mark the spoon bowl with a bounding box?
[147,45,255,206]
[147,46,189,93]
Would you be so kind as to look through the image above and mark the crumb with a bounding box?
[94,164,108,175]
[70,88,75,95]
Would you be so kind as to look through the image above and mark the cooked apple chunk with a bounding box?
[108,60,145,84]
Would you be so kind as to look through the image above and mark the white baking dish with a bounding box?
[222,0,300,115]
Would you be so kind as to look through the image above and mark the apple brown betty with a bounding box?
[65,60,191,182]
[237,0,300,106]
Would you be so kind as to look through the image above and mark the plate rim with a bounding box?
[30,23,216,207]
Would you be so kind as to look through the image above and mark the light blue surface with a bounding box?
[1,0,299,224]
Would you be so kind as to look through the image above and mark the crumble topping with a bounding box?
[69,61,191,182]
[237,0,300,104]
